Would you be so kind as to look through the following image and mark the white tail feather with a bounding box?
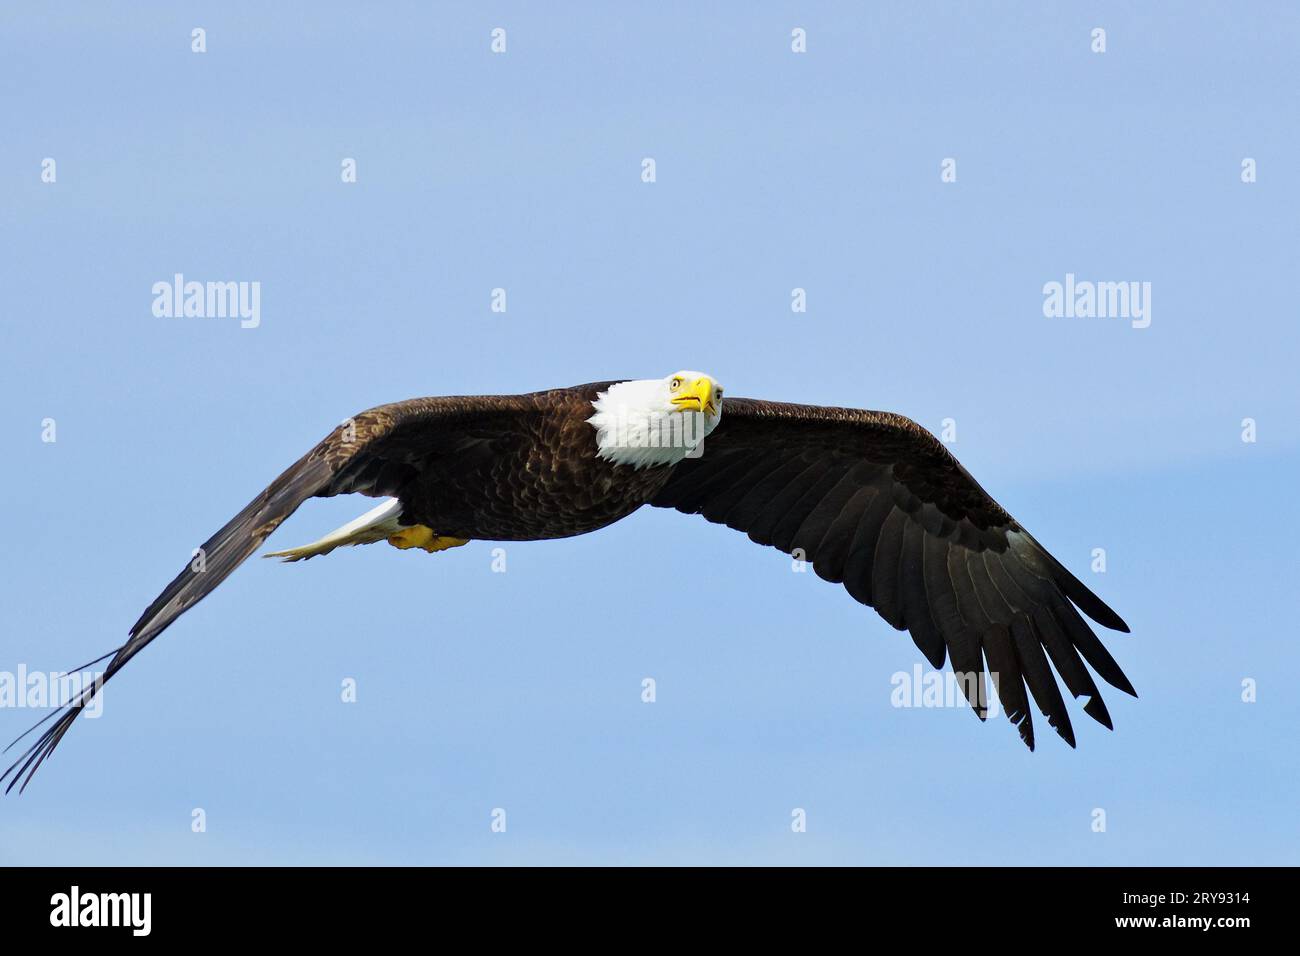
[264,498,405,562]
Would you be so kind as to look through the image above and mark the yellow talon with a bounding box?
[387,526,435,550]
[386,526,469,553]
[423,535,469,553]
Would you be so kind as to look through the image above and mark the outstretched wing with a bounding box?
[2,395,534,792]
[651,397,1135,749]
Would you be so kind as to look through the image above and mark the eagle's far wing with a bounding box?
[651,397,1135,750]
[2,395,532,792]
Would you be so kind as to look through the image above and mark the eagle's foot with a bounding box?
[423,535,469,553]
[386,525,470,553]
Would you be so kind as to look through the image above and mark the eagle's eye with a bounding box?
[670,378,682,390]
[715,388,723,400]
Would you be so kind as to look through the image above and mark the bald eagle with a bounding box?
[3,372,1134,791]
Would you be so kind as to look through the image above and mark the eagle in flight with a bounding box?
[4,371,1134,791]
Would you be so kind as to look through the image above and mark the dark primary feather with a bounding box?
[1,394,536,792]
[651,397,1135,750]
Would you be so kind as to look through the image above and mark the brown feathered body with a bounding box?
[374,383,674,541]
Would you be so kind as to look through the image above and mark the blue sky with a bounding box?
[1,2,1297,864]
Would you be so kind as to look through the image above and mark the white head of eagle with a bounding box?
[588,370,724,469]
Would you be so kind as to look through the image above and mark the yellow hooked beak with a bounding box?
[671,376,718,415]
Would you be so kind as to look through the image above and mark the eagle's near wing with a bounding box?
[2,395,535,792]
[651,398,1135,749]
